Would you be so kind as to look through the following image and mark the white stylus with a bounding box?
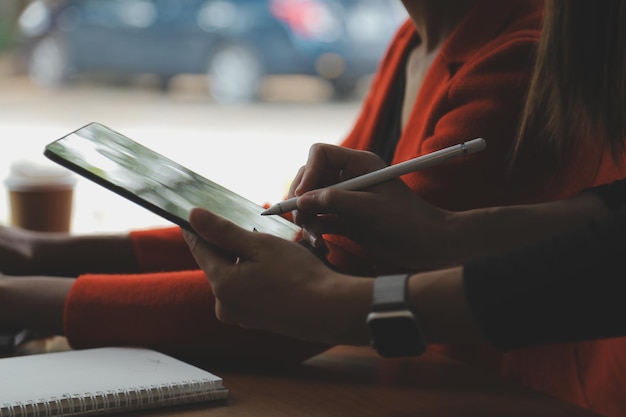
[261,138,487,216]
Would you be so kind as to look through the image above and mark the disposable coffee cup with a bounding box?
[4,160,77,232]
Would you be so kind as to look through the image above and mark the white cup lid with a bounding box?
[4,159,77,191]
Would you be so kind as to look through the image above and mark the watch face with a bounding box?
[367,312,425,358]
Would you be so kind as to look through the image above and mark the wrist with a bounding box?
[443,207,500,266]
[0,277,72,335]
[323,274,373,345]
[402,205,459,271]
[407,267,484,345]
[425,209,472,269]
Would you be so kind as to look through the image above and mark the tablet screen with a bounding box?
[44,122,301,241]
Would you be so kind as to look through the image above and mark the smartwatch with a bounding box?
[366,274,426,358]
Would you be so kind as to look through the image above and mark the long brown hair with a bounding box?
[515,0,626,163]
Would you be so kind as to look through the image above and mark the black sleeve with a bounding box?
[463,208,626,351]
[584,177,626,211]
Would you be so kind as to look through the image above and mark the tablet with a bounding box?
[44,122,301,241]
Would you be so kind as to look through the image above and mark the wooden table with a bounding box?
[198,346,600,417]
[10,339,599,417]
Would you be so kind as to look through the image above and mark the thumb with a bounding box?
[188,208,256,258]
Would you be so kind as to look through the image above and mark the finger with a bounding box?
[182,228,234,281]
[287,166,306,199]
[297,145,387,196]
[293,205,342,230]
[302,222,340,248]
[297,187,385,219]
[214,301,240,326]
[292,204,316,227]
[302,226,322,248]
[295,143,344,196]
[188,208,258,260]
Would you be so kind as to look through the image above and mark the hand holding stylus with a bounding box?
[262,138,486,216]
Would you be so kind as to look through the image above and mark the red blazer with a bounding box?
[63,1,626,415]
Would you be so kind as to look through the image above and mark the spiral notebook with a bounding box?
[0,347,228,417]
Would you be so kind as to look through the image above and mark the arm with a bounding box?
[185,202,626,350]
[290,144,613,271]
[1,225,328,362]
[442,191,610,267]
[410,207,626,348]
[0,225,198,276]
[0,226,138,276]
[184,206,483,346]
[463,207,626,350]
[0,270,328,363]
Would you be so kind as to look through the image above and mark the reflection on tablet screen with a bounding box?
[44,122,301,241]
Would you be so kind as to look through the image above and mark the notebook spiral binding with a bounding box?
[0,379,228,417]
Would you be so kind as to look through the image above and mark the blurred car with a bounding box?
[16,0,406,103]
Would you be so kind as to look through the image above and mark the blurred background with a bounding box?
[0,0,406,233]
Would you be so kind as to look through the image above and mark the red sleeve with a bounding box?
[64,270,329,364]
[129,226,199,272]
[69,226,324,363]
[128,219,302,272]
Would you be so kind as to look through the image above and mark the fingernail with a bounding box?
[309,232,322,248]
[182,229,196,244]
